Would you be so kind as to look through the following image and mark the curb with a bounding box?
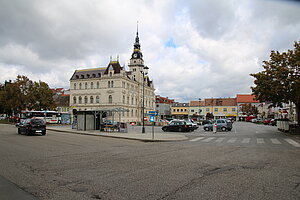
[47,128,188,142]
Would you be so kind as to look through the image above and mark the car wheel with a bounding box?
[221,127,227,131]
[178,128,183,132]
[26,129,31,136]
[42,131,46,135]
[162,127,167,132]
[204,127,209,131]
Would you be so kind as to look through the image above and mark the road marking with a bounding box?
[257,138,265,144]
[270,138,281,144]
[242,138,250,143]
[202,137,215,142]
[215,137,225,142]
[227,138,237,143]
[284,139,300,147]
[190,137,205,142]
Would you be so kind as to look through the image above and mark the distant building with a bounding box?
[236,94,260,121]
[155,95,174,119]
[69,30,155,123]
[204,98,237,120]
[171,102,189,119]
[189,100,205,120]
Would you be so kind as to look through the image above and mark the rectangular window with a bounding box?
[223,108,227,112]
[191,109,194,112]
[214,108,218,112]
[232,108,236,112]
[206,108,210,112]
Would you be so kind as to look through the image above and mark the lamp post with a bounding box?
[198,98,201,121]
[141,65,149,133]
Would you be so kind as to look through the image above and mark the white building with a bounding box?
[69,30,155,123]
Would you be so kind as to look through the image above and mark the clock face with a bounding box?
[133,54,137,58]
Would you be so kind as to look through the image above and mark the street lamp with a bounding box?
[198,98,201,121]
[141,65,149,133]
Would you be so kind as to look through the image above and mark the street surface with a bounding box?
[0,122,300,199]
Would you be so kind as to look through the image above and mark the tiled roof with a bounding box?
[104,61,123,74]
[236,94,259,103]
[70,68,106,80]
[205,98,237,106]
[190,101,205,107]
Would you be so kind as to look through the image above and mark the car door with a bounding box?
[19,119,27,133]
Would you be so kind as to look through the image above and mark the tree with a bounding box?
[1,75,56,115]
[240,103,258,116]
[206,112,214,120]
[251,41,300,124]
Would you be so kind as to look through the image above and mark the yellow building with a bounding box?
[204,98,237,120]
[171,103,189,119]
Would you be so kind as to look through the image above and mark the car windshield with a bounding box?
[31,119,45,125]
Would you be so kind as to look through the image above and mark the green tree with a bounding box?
[240,103,258,116]
[28,81,56,111]
[251,41,300,124]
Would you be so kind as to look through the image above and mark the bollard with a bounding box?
[213,123,217,133]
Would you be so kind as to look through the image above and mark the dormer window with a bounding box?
[81,75,84,79]
[76,75,79,79]
[98,73,101,77]
[87,74,90,78]
[110,72,112,77]
[92,74,96,78]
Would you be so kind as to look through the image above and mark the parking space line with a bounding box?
[202,137,215,142]
[215,137,225,142]
[270,138,281,144]
[242,138,250,143]
[227,138,237,143]
[257,138,265,144]
[190,137,205,142]
[284,139,300,147]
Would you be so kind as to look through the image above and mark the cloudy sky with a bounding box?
[0,0,299,102]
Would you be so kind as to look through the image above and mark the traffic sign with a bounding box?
[150,115,155,122]
[148,111,158,116]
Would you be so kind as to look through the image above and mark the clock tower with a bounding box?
[129,27,145,81]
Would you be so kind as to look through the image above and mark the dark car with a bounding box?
[17,118,46,136]
[162,120,194,132]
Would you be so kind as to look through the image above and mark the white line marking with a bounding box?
[257,138,265,144]
[284,139,300,147]
[242,138,250,143]
[215,137,225,142]
[270,138,281,144]
[227,138,237,143]
[190,137,205,142]
[202,137,215,142]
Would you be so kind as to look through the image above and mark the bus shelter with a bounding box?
[74,108,129,132]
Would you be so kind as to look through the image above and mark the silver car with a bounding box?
[203,119,232,131]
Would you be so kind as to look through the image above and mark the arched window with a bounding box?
[74,83,76,90]
[84,96,88,104]
[108,81,110,88]
[110,72,112,77]
[123,95,125,104]
[111,81,114,88]
[108,95,112,104]
[79,96,82,104]
[97,82,99,89]
[91,82,94,89]
[132,97,134,105]
[131,109,133,117]
[73,96,77,104]
[96,96,100,103]
[90,96,94,104]
[127,96,129,104]
[79,83,82,90]
[85,82,88,89]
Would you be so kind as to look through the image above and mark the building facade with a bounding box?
[69,31,155,123]
[171,103,189,119]
[236,94,260,121]
[155,95,174,120]
[204,98,237,120]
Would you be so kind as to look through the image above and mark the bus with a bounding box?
[20,111,61,124]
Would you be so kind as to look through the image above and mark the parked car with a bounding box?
[263,119,272,125]
[203,119,232,131]
[270,119,277,126]
[202,120,213,125]
[16,118,46,136]
[185,119,199,130]
[162,120,194,132]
